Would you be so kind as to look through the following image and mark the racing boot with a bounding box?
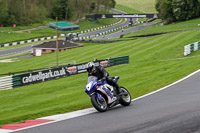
[111,96,117,102]
[115,83,122,94]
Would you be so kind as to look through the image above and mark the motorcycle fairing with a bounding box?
[96,92,102,101]
[97,85,114,104]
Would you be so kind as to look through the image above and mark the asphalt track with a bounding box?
[12,70,200,133]
[78,18,130,39]
[0,44,40,58]
[95,23,154,39]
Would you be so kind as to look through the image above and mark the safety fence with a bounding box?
[0,19,122,48]
[109,56,129,66]
[0,56,129,91]
[184,41,200,56]
[0,76,13,90]
[79,24,129,40]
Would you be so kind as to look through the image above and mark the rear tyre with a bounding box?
[91,93,107,112]
[119,87,131,106]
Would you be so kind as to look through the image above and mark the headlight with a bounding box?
[86,82,92,91]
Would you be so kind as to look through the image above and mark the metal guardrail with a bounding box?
[109,56,129,66]
[184,41,200,56]
[0,76,13,90]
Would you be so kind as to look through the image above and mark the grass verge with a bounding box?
[124,17,200,38]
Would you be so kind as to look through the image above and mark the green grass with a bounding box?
[115,4,142,14]
[0,29,200,126]
[124,17,200,37]
[0,19,54,32]
[115,0,157,13]
[0,18,120,45]
[114,1,158,24]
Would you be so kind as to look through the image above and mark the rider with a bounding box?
[86,62,121,94]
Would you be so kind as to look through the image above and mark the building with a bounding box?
[49,22,79,31]
[32,40,83,56]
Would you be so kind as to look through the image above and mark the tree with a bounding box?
[155,0,174,23]
[0,0,117,26]
[156,0,200,24]
[0,0,8,25]
[90,2,96,12]
[172,0,200,20]
[110,0,116,8]
[51,0,73,20]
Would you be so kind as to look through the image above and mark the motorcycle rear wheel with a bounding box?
[119,87,131,106]
[91,93,108,112]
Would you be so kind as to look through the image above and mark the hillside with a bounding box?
[115,0,157,13]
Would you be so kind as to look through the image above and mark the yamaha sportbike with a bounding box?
[85,76,131,112]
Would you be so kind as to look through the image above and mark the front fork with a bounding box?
[96,92,102,101]
[90,92,102,101]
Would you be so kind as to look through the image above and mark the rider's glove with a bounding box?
[101,77,106,81]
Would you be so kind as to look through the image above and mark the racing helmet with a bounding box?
[87,62,96,72]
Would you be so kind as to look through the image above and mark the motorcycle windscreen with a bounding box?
[87,76,97,83]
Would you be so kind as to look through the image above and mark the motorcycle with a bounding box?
[85,76,131,112]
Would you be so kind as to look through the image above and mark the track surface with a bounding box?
[14,70,200,133]
[95,23,154,39]
[0,44,40,58]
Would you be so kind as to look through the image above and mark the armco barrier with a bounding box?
[13,75,23,88]
[0,76,13,90]
[109,56,129,66]
[0,56,129,91]
[184,41,200,56]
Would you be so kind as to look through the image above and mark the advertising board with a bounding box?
[20,67,69,86]
[10,56,128,88]
[93,14,160,19]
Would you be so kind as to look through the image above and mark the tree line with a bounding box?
[156,0,200,24]
[0,0,116,26]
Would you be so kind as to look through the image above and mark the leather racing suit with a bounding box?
[87,66,120,94]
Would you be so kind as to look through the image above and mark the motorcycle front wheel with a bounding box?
[91,93,107,112]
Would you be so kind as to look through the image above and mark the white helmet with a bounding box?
[87,62,95,72]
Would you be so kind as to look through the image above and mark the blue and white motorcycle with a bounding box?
[85,76,131,112]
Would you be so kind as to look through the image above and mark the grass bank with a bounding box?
[124,17,200,38]
[0,18,120,45]
[0,29,200,126]
[115,4,142,14]
[115,0,157,13]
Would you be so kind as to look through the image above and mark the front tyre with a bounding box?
[91,93,107,112]
[119,87,131,106]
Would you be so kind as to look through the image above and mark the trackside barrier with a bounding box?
[109,56,129,66]
[0,76,13,90]
[184,41,200,56]
[13,75,22,88]
[0,56,129,91]
[94,24,129,38]
[0,19,122,48]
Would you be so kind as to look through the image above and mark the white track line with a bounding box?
[1,69,200,133]
[0,129,11,133]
